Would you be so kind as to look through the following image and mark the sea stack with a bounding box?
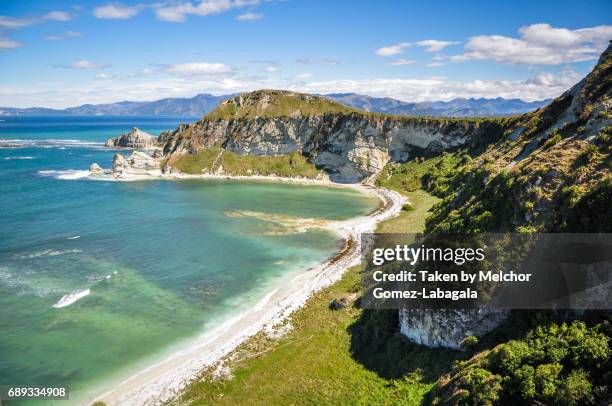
[105,127,160,149]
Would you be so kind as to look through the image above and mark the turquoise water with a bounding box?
[0,116,379,404]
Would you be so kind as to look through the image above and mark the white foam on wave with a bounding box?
[38,169,91,180]
[3,156,34,160]
[0,138,105,150]
[15,248,82,259]
[52,289,91,308]
[67,235,80,240]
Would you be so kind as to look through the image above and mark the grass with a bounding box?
[204,90,511,126]
[206,90,359,120]
[170,146,324,178]
[173,160,456,406]
[176,264,459,406]
[376,190,439,233]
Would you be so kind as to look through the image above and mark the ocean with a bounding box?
[0,116,379,404]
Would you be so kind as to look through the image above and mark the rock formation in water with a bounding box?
[112,151,161,177]
[89,163,103,173]
[105,127,161,149]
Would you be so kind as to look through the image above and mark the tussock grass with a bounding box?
[170,147,323,179]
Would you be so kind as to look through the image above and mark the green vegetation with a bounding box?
[204,90,511,128]
[540,130,562,149]
[170,146,323,178]
[206,90,359,120]
[174,167,453,405]
[176,263,458,406]
[433,320,611,405]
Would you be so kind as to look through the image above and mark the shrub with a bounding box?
[458,367,502,406]
[541,131,562,149]
[460,335,479,351]
[560,369,592,405]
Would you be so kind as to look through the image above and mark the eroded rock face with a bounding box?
[162,113,504,183]
[105,127,161,149]
[399,309,509,349]
[112,151,160,176]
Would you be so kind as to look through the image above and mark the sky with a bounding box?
[0,0,611,108]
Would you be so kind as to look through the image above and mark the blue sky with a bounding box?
[0,0,610,108]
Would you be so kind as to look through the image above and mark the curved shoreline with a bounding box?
[91,176,405,406]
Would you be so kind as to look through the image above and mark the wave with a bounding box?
[67,235,81,240]
[14,248,82,259]
[0,267,61,298]
[52,289,91,308]
[3,156,34,160]
[0,138,106,150]
[38,169,91,180]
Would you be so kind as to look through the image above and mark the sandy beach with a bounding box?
[89,174,405,405]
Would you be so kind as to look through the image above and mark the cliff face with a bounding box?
[399,44,611,349]
[160,91,508,182]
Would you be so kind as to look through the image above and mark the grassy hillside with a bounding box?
[203,89,514,127]
[206,90,359,120]
[168,146,324,179]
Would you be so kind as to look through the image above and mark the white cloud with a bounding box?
[44,11,72,21]
[416,39,460,52]
[295,73,312,80]
[293,69,581,102]
[375,42,410,56]
[389,58,415,66]
[93,4,142,19]
[237,12,262,21]
[155,0,260,23]
[43,31,82,41]
[295,58,341,66]
[137,68,155,76]
[0,36,23,49]
[426,62,445,67]
[264,65,279,72]
[527,69,582,87]
[163,62,232,76]
[454,23,612,65]
[57,60,110,69]
[0,16,36,29]
[95,72,116,80]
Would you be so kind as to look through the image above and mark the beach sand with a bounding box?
[90,174,405,405]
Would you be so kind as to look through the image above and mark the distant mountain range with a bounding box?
[324,93,551,117]
[0,93,231,117]
[0,92,550,118]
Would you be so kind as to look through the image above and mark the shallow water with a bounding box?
[0,116,378,404]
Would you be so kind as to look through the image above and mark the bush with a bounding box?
[401,202,415,211]
[541,131,562,149]
[561,369,592,405]
[458,367,502,406]
[434,321,610,405]
[460,335,479,351]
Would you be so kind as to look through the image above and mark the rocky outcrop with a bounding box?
[160,92,507,182]
[112,151,161,177]
[105,127,160,149]
[89,163,103,173]
[399,309,509,349]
